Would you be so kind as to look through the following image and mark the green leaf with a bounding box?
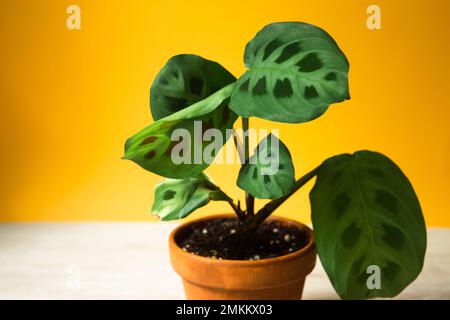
[310,151,426,299]
[124,84,237,178]
[230,22,350,123]
[151,54,236,120]
[237,134,295,199]
[152,173,228,221]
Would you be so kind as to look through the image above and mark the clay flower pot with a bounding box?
[169,214,316,300]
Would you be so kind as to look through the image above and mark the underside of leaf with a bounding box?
[124,84,237,178]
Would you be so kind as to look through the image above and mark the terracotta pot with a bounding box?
[169,214,316,300]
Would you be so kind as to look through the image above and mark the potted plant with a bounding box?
[123,22,426,300]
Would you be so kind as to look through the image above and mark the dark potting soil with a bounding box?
[176,217,309,260]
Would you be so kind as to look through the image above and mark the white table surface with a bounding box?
[0,223,448,300]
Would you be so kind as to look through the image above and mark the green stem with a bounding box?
[246,165,321,232]
[242,117,255,217]
[232,129,244,163]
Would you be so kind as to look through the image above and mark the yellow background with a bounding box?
[0,0,449,225]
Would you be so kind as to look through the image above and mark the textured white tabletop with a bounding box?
[0,223,448,300]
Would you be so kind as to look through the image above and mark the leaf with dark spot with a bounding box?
[163,140,179,157]
[341,223,361,248]
[189,76,204,95]
[310,150,426,299]
[383,260,402,282]
[275,41,303,63]
[296,53,323,72]
[124,84,237,179]
[263,39,282,60]
[152,173,227,221]
[382,224,405,251]
[239,79,250,92]
[145,150,156,159]
[332,192,351,218]
[163,190,176,200]
[140,136,157,146]
[163,96,188,110]
[151,54,236,120]
[304,85,319,99]
[252,168,258,179]
[252,76,267,96]
[274,78,294,98]
[237,134,295,199]
[375,190,398,214]
[230,22,350,123]
[325,72,337,81]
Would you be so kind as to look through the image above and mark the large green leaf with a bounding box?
[124,84,237,178]
[310,151,426,299]
[237,134,295,199]
[230,22,350,123]
[152,173,229,221]
[150,54,236,120]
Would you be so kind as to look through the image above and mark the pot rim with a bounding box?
[169,213,315,266]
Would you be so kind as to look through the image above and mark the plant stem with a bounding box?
[213,187,246,221]
[226,198,246,221]
[242,117,255,217]
[246,165,321,232]
[232,129,244,164]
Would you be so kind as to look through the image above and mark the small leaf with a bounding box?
[152,173,225,221]
[310,151,426,299]
[237,134,295,199]
[151,54,236,120]
[230,22,350,123]
[124,84,237,178]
